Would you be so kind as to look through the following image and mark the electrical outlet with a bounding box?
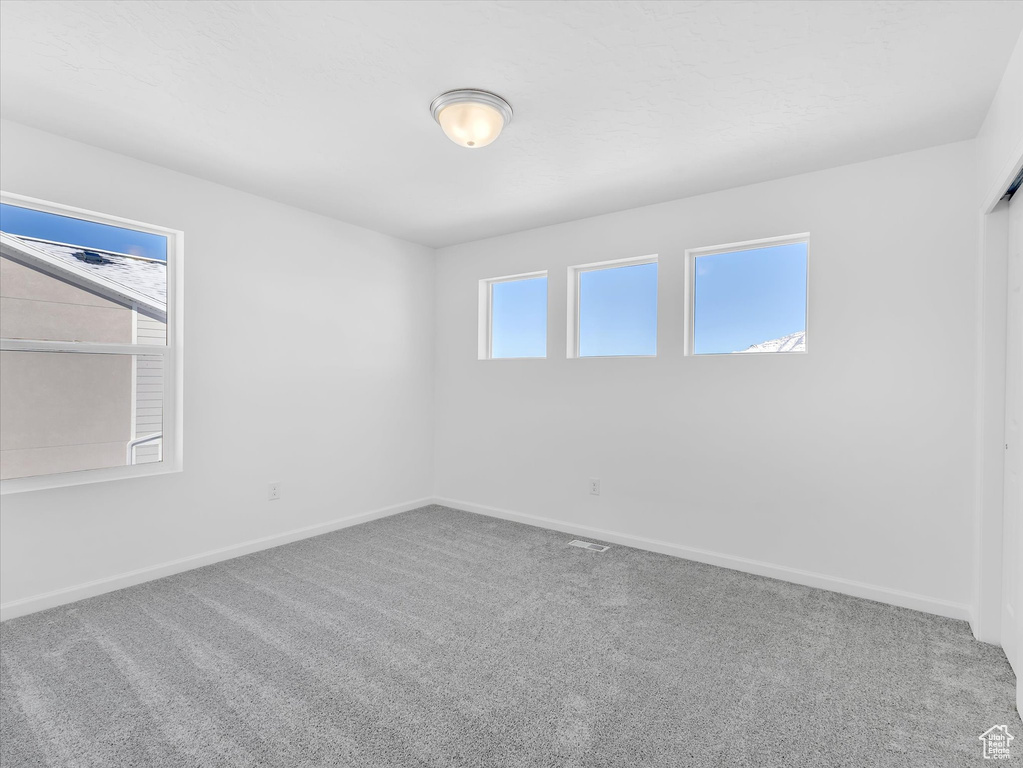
[589,478,600,496]
[268,482,281,501]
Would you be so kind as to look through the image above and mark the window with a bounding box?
[479,272,547,359]
[569,257,657,357]
[689,235,808,355]
[0,193,182,492]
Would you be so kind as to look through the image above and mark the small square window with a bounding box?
[570,258,657,357]
[690,237,807,355]
[480,272,547,359]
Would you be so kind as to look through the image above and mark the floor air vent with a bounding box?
[569,539,610,552]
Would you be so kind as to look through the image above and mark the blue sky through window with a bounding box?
[579,262,657,357]
[0,203,167,261]
[693,242,807,354]
[491,276,547,358]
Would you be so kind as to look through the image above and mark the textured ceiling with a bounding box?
[2,1,1022,247]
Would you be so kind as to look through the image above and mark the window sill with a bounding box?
[0,461,182,496]
[479,356,548,361]
[689,350,809,357]
[570,354,658,359]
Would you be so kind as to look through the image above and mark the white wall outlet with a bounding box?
[268,482,282,501]
[589,478,600,496]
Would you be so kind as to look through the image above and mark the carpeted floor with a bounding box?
[1,505,1019,767]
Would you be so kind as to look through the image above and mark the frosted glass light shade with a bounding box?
[430,89,513,149]
[437,102,503,148]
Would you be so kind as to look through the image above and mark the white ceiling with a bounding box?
[2,1,1022,248]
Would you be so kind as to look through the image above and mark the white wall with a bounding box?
[0,120,436,616]
[433,141,979,620]
[0,120,1004,629]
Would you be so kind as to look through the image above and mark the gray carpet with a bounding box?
[1,505,1019,767]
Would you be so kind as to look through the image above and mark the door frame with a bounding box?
[974,149,1023,647]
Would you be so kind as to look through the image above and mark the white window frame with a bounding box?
[478,270,548,360]
[685,233,809,357]
[567,254,658,359]
[0,191,184,494]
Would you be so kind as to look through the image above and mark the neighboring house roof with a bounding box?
[734,330,806,353]
[0,231,166,320]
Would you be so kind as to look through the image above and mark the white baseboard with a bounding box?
[3,495,973,626]
[434,496,973,624]
[0,497,433,622]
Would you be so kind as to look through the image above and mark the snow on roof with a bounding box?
[734,330,805,353]
[0,232,166,317]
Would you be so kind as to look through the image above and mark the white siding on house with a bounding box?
[135,312,166,345]
[133,312,166,464]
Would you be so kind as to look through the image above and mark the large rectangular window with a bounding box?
[570,257,657,357]
[689,235,807,355]
[479,272,547,359]
[0,193,182,491]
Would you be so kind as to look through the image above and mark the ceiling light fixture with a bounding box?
[430,89,513,149]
